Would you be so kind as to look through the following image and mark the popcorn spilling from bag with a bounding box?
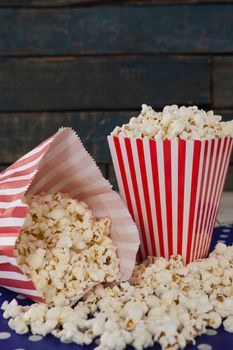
[111,104,233,140]
[14,192,121,306]
[3,243,233,350]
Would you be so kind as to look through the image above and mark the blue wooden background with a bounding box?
[0,0,232,189]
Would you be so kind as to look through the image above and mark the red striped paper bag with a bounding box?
[108,136,233,264]
[0,128,139,303]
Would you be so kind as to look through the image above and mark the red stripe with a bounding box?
[186,141,201,263]
[0,138,51,177]
[196,141,215,259]
[201,140,219,256]
[0,206,27,218]
[27,295,44,303]
[0,226,22,234]
[0,180,33,189]
[202,139,225,255]
[205,138,233,255]
[125,138,149,258]
[0,278,37,290]
[0,246,15,257]
[177,141,186,255]
[113,137,134,218]
[163,141,173,257]
[149,140,165,257]
[0,263,24,274]
[193,141,209,260]
[136,139,156,256]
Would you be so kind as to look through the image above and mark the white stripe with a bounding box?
[0,173,37,185]
[0,185,29,195]
[117,241,139,250]
[114,225,140,235]
[204,140,225,249]
[131,139,152,258]
[85,192,116,205]
[71,179,107,197]
[0,271,29,281]
[190,141,205,261]
[19,138,52,161]
[0,154,44,180]
[2,286,41,297]
[94,208,129,218]
[201,140,218,254]
[206,139,227,239]
[107,137,127,206]
[49,163,98,192]
[0,255,17,266]
[156,141,169,259]
[0,237,17,245]
[196,141,212,259]
[171,140,178,256]
[119,137,146,258]
[199,141,219,258]
[0,199,26,209]
[0,217,25,227]
[182,141,194,263]
[120,258,137,267]
[207,138,232,252]
[144,140,161,256]
[29,147,86,194]
[36,131,77,168]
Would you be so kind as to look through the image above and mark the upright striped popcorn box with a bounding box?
[0,128,139,303]
[108,136,233,263]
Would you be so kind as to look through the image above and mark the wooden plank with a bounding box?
[213,57,233,109]
[224,164,233,191]
[0,111,134,163]
[0,108,231,165]
[0,0,233,6]
[108,164,118,191]
[0,56,210,112]
[0,5,232,55]
[215,109,233,121]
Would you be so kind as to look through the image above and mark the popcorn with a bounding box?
[223,316,233,333]
[3,243,233,350]
[111,104,233,140]
[15,192,121,306]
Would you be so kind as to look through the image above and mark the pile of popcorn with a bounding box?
[15,192,121,306]
[111,104,233,140]
[3,243,233,350]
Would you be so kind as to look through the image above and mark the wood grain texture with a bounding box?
[0,111,134,163]
[0,56,210,112]
[213,57,233,109]
[224,164,233,191]
[0,108,231,164]
[0,1,233,8]
[0,5,232,55]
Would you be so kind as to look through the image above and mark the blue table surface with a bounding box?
[0,225,232,350]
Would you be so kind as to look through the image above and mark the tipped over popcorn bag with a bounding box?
[108,136,233,264]
[0,128,139,304]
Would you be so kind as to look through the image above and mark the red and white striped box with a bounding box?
[108,136,233,264]
[0,128,139,303]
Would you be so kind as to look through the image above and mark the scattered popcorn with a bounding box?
[111,104,233,140]
[3,243,233,350]
[223,316,233,333]
[15,192,121,306]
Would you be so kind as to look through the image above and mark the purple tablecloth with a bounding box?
[0,225,232,350]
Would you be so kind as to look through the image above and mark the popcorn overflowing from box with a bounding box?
[109,105,233,262]
[0,105,233,350]
[15,192,121,306]
[0,127,139,304]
